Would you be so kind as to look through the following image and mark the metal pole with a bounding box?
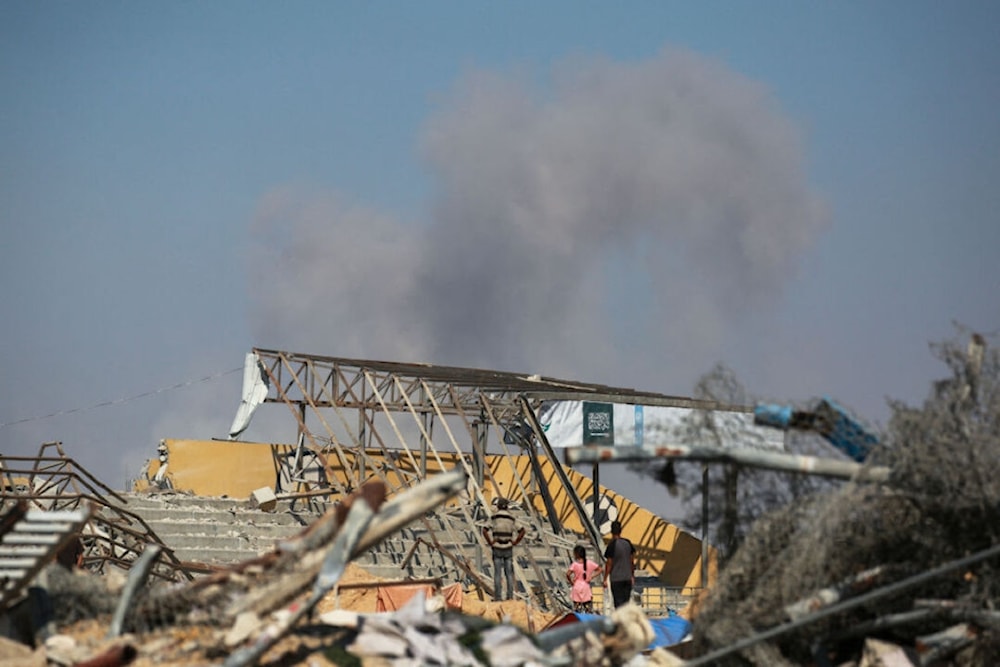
[108,545,162,637]
[684,542,1000,666]
[474,417,487,575]
[526,440,562,535]
[419,385,428,477]
[565,443,890,482]
[593,461,600,530]
[473,419,486,488]
[701,465,709,589]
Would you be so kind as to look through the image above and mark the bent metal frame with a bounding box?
[248,348,743,608]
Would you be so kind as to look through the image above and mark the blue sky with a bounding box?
[2,2,998,510]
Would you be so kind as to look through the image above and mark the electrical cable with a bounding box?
[0,367,242,429]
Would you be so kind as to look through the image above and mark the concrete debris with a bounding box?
[249,487,277,513]
[223,612,261,649]
[858,638,918,667]
[223,484,382,667]
[479,624,545,667]
[337,593,663,667]
[347,593,486,666]
[0,634,44,665]
[2,463,682,666]
[6,338,999,665]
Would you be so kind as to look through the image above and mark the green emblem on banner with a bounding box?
[582,402,614,445]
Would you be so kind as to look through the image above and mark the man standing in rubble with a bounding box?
[604,520,635,608]
[482,497,524,601]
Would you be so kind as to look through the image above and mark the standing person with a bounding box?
[482,497,525,601]
[603,520,635,608]
[566,545,601,613]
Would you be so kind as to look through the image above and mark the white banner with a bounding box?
[537,400,785,451]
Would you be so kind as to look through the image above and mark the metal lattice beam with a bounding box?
[247,348,745,609]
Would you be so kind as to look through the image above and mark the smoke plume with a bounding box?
[248,47,828,390]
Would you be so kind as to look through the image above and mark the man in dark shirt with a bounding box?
[603,520,635,608]
[482,497,525,601]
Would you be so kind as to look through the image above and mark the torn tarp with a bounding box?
[228,352,270,439]
[544,610,691,651]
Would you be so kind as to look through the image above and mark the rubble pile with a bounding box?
[2,468,677,666]
[9,335,995,665]
[1,594,670,667]
[687,335,1000,666]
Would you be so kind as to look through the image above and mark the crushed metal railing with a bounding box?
[1,444,193,583]
[123,469,468,636]
[0,501,93,609]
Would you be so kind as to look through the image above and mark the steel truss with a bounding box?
[0,442,194,589]
[251,348,742,610]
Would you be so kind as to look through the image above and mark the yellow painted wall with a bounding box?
[479,451,717,591]
[141,439,288,496]
[141,439,715,589]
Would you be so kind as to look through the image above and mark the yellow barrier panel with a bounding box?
[141,439,714,589]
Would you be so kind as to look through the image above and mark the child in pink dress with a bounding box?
[566,545,601,613]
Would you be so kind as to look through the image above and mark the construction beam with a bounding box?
[565,444,891,482]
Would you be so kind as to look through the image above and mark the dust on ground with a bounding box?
[20,562,561,667]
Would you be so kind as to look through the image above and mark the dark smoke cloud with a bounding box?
[249,48,828,390]
[248,188,427,361]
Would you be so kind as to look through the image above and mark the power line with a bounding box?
[0,367,243,429]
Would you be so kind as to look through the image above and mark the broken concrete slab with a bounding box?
[249,487,277,513]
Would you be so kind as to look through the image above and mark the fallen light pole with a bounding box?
[680,541,1000,667]
[564,443,891,483]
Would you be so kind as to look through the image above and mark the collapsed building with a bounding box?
[135,348,750,610]
[2,334,996,666]
[2,348,742,664]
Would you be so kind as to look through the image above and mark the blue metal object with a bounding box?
[540,611,692,651]
[813,398,878,463]
[753,398,877,463]
[753,404,794,429]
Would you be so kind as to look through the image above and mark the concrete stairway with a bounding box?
[358,511,578,606]
[106,495,691,615]
[112,492,312,565]
[111,492,579,610]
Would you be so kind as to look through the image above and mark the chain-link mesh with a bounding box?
[687,330,1000,665]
